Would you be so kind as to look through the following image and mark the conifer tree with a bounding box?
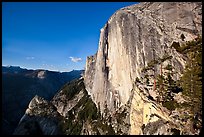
[180,36,202,117]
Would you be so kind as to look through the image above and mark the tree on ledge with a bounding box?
[179,36,202,132]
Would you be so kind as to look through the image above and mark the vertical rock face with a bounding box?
[84,2,202,134]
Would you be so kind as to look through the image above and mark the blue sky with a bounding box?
[2,2,138,72]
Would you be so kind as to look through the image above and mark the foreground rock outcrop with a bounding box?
[14,79,126,135]
[13,95,62,135]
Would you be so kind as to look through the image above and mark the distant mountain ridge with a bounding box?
[2,66,84,135]
[2,65,82,74]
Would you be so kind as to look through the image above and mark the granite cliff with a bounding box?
[84,2,202,134]
[85,1,201,114]
[14,2,202,135]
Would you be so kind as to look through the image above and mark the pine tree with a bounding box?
[180,36,202,117]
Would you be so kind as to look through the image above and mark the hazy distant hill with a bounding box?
[2,66,84,135]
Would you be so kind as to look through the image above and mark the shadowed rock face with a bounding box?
[13,95,62,135]
[84,2,202,134]
[14,79,122,135]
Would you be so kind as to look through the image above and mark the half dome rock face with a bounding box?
[84,2,202,134]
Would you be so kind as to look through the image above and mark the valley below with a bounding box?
[2,66,83,135]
